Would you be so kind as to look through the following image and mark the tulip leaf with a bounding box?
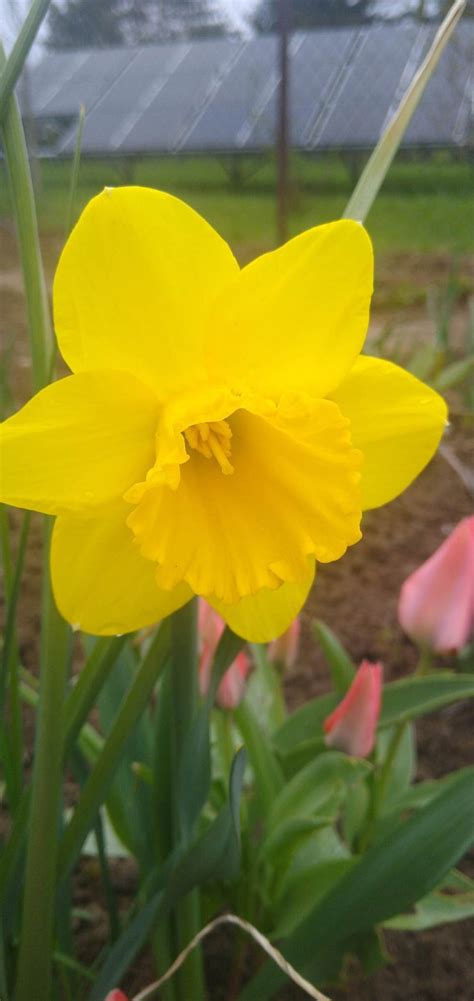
[266,752,370,830]
[177,703,212,842]
[97,641,155,866]
[234,699,285,817]
[173,746,246,889]
[313,620,356,696]
[88,748,246,1000]
[274,673,474,763]
[259,813,339,867]
[238,767,474,1001]
[248,643,286,735]
[379,673,474,728]
[273,857,357,939]
[377,722,416,810]
[87,889,165,1001]
[384,870,474,930]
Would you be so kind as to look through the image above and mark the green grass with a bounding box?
[1,152,473,259]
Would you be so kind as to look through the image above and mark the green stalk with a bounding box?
[15,522,72,1001]
[169,600,206,1001]
[0,44,53,391]
[0,509,30,812]
[65,103,86,237]
[1,36,71,1001]
[0,0,51,118]
[57,624,170,883]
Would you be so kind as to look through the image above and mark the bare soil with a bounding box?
[1,221,473,1000]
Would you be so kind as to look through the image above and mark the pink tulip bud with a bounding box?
[323,660,382,758]
[267,617,301,670]
[398,516,474,655]
[198,599,251,710]
[105,992,129,1001]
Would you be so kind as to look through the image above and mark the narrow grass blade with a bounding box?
[0,44,53,390]
[0,0,51,119]
[65,103,85,237]
[343,0,466,223]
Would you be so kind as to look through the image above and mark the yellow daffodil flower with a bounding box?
[0,188,446,641]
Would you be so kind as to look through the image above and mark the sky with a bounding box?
[0,0,259,50]
[0,0,442,55]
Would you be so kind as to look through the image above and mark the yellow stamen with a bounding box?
[184,419,234,475]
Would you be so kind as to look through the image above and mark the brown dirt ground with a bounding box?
[1,221,473,1000]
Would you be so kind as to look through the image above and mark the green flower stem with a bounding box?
[0,509,30,811]
[169,600,206,1001]
[0,43,53,392]
[416,646,434,676]
[57,624,170,883]
[15,522,72,1001]
[359,721,407,851]
[0,0,51,118]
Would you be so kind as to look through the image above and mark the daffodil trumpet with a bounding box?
[0,187,447,642]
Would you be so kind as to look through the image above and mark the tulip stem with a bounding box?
[168,599,207,1001]
[416,646,434,676]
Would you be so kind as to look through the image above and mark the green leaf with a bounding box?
[343,0,465,223]
[273,692,338,759]
[259,814,339,867]
[274,673,474,763]
[234,699,285,817]
[313,620,356,696]
[377,723,416,810]
[273,858,356,939]
[379,673,474,728]
[87,749,246,1000]
[247,644,286,735]
[87,890,164,1001]
[267,752,370,830]
[177,703,212,842]
[433,355,474,391]
[63,635,126,758]
[97,641,155,866]
[173,747,246,889]
[384,871,474,931]
[372,766,474,844]
[57,625,170,883]
[238,767,474,1000]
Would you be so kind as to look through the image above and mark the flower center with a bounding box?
[184,420,234,475]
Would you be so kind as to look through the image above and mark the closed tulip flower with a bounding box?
[324,660,382,758]
[398,516,474,654]
[105,992,129,1001]
[198,599,251,710]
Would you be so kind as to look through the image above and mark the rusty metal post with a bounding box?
[276,0,290,246]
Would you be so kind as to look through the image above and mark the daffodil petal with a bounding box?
[210,561,315,643]
[0,371,158,515]
[127,400,361,604]
[206,220,373,399]
[54,187,239,395]
[51,503,192,635]
[330,355,447,510]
